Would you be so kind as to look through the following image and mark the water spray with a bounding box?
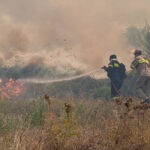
[18,67,103,84]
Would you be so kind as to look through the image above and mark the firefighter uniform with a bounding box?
[131,53,150,101]
[103,55,126,98]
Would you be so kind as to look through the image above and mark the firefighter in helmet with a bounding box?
[102,54,126,99]
[131,49,150,103]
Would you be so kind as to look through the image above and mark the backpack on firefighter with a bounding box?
[119,63,127,79]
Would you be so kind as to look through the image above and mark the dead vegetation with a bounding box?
[0,96,150,150]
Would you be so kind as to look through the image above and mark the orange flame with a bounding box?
[0,78,25,98]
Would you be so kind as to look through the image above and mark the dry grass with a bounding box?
[0,97,150,150]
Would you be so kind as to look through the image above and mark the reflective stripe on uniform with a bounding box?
[131,58,150,69]
[114,63,120,67]
[108,63,120,68]
[138,58,149,64]
[108,64,113,67]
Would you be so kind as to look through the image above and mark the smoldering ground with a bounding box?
[0,0,150,79]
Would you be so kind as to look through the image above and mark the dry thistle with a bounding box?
[44,94,51,109]
[64,103,72,117]
[92,110,98,137]
[115,98,122,105]
[124,97,133,109]
[134,103,150,110]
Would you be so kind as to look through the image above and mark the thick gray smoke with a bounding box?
[0,0,150,78]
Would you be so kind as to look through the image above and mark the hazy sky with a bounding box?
[0,0,150,71]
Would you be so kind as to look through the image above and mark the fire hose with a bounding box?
[18,67,102,84]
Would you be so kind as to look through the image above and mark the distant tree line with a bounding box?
[126,23,150,55]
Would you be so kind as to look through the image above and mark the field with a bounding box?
[0,96,150,150]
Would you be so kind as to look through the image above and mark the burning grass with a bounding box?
[0,97,150,150]
[0,78,25,99]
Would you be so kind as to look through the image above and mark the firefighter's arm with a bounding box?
[146,56,150,67]
[130,59,138,69]
[130,63,135,69]
[102,63,114,79]
[107,65,114,75]
[102,64,113,79]
[101,65,113,71]
[101,66,108,71]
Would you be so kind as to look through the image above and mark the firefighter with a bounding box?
[102,54,126,99]
[131,49,150,103]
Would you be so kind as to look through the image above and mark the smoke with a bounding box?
[0,0,150,77]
